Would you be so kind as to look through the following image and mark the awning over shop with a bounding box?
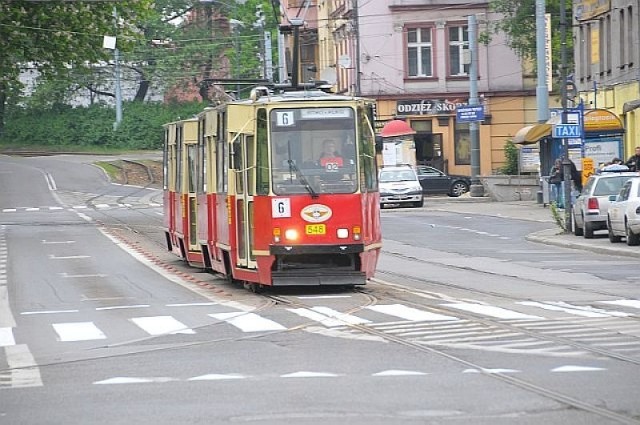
[380,119,416,137]
[512,123,552,145]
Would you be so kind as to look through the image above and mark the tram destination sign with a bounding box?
[456,105,485,122]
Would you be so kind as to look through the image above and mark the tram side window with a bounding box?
[216,111,227,193]
[187,144,197,193]
[256,108,269,195]
[358,106,378,191]
[231,134,243,195]
[196,120,205,194]
[163,129,169,190]
[176,126,183,193]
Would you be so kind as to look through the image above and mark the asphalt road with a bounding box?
[1,154,639,425]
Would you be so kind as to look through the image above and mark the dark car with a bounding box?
[416,165,471,197]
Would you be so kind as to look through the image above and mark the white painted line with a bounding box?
[366,304,459,322]
[287,308,346,327]
[94,377,156,384]
[551,365,606,372]
[600,300,640,309]
[463,368,520,374]
[188,373,246,381]
[0,327,16,346]
[281,371,339,378]
[42,240,75,244]
[517,301,611,318]
[131,316,195,335]
[442,303,542,320]
[72,206,88,209]
[2,209,17,213]
[25,208,39,212]
[310,306,371,325]
[49,254,91,260]
[53,322,107,341]
[547,301,631,317]
[48,207,64,211]
[372,370,427,376]
[0,286,16,327]
[95,204,111,209]
[95,304,150,311]
[4,344,43,387]
[166,302,218,307]
[21,310,79,315]
[59,273,107,278]
[209,312,286,332]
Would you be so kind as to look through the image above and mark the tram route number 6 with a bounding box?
[276,111,295,127]
[272,198,291,218]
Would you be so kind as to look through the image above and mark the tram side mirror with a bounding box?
[375,135,383,153]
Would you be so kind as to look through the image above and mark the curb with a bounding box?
[526,228,640,259]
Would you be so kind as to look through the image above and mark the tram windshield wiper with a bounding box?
[287,159,318,198]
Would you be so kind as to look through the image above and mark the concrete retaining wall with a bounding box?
[481,175,540,202]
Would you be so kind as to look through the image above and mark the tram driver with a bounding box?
[318,139,344,170]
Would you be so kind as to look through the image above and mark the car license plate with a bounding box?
[305,224,326,235]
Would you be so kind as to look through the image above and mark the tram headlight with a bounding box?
[284,228,299,241]
[337,228,349,239]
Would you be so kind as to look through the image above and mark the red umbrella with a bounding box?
[380,120,416,137]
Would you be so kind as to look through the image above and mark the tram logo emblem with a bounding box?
[300,204,332,223]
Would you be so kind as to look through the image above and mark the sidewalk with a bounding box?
[423,195,640,259]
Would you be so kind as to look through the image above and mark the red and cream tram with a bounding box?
[163,88,381,290]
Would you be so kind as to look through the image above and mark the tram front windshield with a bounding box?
[270,107,358,195]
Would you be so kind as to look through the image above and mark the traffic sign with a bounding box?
[552,124,583,138]
[456,105,484,122]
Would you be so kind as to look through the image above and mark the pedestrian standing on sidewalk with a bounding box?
[625,146,640,171]
[549,158,563,206]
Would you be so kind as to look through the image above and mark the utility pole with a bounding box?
[535,0,549,123]
[468,14,483,197]
[353,0,361,95]
[560,0,572,232]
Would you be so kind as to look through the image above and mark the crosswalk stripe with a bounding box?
[52,322,107,341]
[209,312,286,332]
[600,300,640,309]
[130,316,195,335]
[0,327,15,346]
[517,301,612,318]
[287,308,349,327]
[366,304,459,321]
[310,306,371,325]
[442,303,542,320]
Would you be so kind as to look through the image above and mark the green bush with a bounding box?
[498,140,519,175]
[0,101,207,150]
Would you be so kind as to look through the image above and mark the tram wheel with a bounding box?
[243,281,264,293]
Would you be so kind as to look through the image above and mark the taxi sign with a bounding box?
[552,124,583,138]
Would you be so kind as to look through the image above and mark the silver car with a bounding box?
[607,177,640,246]
[379,165,424,208]
[572,171,637,238]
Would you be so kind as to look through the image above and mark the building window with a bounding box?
[407,27,433,77]
[448,26,469,76]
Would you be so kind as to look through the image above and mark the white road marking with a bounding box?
[0,286,17,327]
[366,304,459,321]
[551,365,606,372]
[166,302,218,307]
[281,371,340,378]
[4,344,43,387]
[287,308,347,327]
[59,273,107,278]
[95,204,111,209]
[21,310,79,315]
[48,206,64,211]
[463,368,520,374]
[130,316,195,335]
[310,306,371,325]
[546,301,631,317]
[372,370,427,376]
[25,208,39,212]
[95,304,149,311]
[188,374,246,381]
[296,295,352,299]
[48,254,90,260]
[517,301,611,318]
[52,322,107,341]
[93,377,175,384]
[209,312,286,332]
[442,303,542,320]
[0,327,15,346]
[2,209,17,213]
[600,300,640,309]
[42,240,75,244]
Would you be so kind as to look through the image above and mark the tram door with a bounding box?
[233,133,256,268]
[182,119,200,253]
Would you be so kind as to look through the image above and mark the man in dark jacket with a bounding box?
[626,146,640,171]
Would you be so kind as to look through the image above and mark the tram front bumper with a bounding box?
[269,244,366,286]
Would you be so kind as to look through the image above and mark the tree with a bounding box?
[0,0,153,134]
[484,0,573,81]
